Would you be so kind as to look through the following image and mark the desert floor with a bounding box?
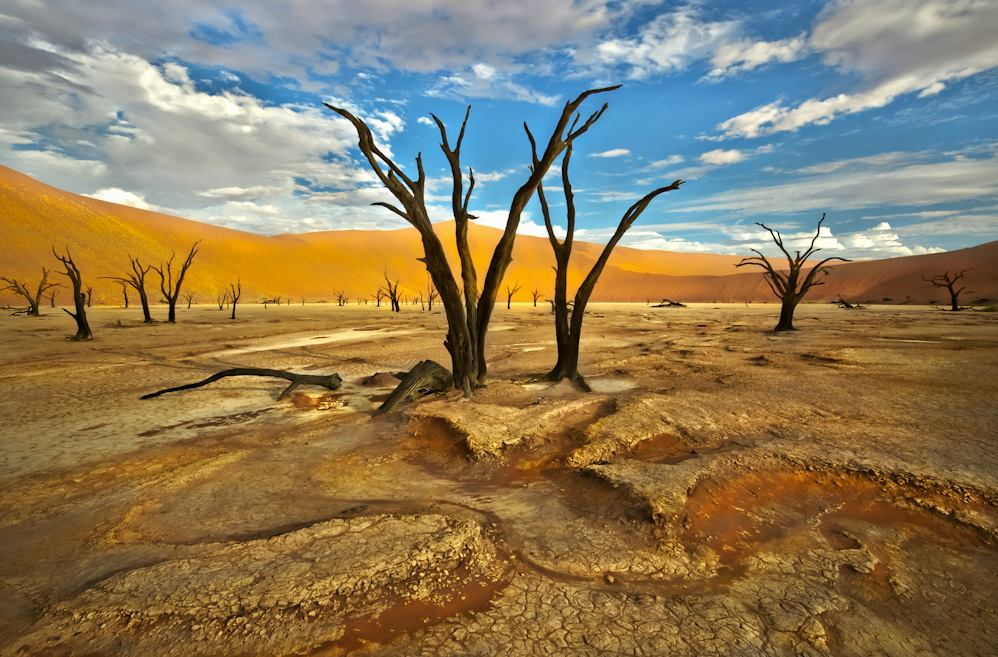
[1,302,996,656]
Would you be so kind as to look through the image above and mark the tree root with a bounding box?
[376,360,452,415]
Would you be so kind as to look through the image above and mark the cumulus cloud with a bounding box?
[85,187,157,211]
[427,64,558,105]
[716,0,998,138]
[699,149,746,165]
[706,35,806,79]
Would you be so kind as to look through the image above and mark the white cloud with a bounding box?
[647,154,684,169]
[589,148,630,158]
[590,8,737,79]
[427,66,558,105]
[716,0,998,138]
[85,187,156,210]
[699,148,745,165]
[417,116,433,126]
[678,149,998,214]
[706,35,806,79]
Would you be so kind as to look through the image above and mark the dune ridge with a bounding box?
[1,165,995,305]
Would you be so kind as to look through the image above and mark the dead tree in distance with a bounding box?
[48,290,58,308]
[116,280,130,308]
[425,277,439,311]
[335,290,349,306]
[1,268,59,316]
[505,281,522,310]
[922,269,972,311]
[653,298,686,308]
[152,241,200,323]
[109,256,154,323]
[229,280,241,319]
[85,284,94,308]
[382,272,401,312]
[52,247,93,340]
[539,143,683,382]
[531,287,542,307]
[326,85,618,395]
[735,214,849,332]
[217,290,229,310]
[183,291,196,309]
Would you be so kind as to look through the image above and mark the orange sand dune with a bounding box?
[1,165,995,305]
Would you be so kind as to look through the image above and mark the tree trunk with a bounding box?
[138,289,152,323]
[230,300,238,320]
[66,291,93,340]
[376,360,452,414]
[167,302,176,323]
[141,368,342,400]
[949,288,959,311]
[775,299,796,332]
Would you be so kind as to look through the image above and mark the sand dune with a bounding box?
[1,165,995,305]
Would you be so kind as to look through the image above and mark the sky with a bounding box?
[2,0,997,259]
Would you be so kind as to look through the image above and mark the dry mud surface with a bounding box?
[1,303,996,656]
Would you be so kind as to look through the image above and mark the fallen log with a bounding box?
[141,368,342,400]
[834,296,865,310]
[652,299,686,308]
[376,360,452,415]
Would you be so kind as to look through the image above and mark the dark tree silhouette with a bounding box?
[85,284,93,308]
[326,85,617,395]
[922,269,972,311]
[183,291,196,309]
[382,272,402,312]
[152,241,200,323]
[109,256,154,322]
[539,143,683,382]
[425,277,439,311]
[373,288,386,307]
[505,281,522,310]
[52,247,93,340]
[229,280,241,319]
[735,214,849,332]
[531,287,542,307]
[1,268,59,316]
[48,290,58,308]
[335,290,349,306]
[116,280,130,308]
[217,290,229,310]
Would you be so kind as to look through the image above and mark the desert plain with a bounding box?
[0,301,996,656]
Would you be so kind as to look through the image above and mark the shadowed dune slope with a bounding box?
[2,165,995,304]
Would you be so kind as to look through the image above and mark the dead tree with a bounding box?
[373,288,386,307]
[109,256,154,323]
[376,360,452,415]
[382,272,401,312]
[48,290,58,308]
[85,284,94,308]
[141,368,342,401]
[531,287,542,307]
[116,280,130,308]
[834,296,864,310]
[335,290,349,306]
[425,277,439,311]
[229,280,241,319]
[922,269,972,311]
[505,281,522,309]
[183,291,196,309]
[217,291,229,310]
[653,299,686,308]
[735,214,849,332]
[52,247,93,340]
[152,241,200,323]
[327,85,617,395]
[1,268,59,316]
[539,143,683,382]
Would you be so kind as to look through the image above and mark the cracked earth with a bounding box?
[1,303,995,656]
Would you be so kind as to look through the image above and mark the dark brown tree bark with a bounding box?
[2,268,59,316]
[85,284,93,308]
[425,277,438,311]
[326,86,617,395]
[382,272,401,312]
[141,368,342,400]
[922,269,972,311]
[118,281,130,308]
[505,281,522,309]
[229,280,241,319]
[531,288,542,307]
[48,290,57,308]
[217,290,229,310]
[538,144,683,382]
[109,256,154,322]
[52,247,93,340]
[736,214,850,332]
[653,299,686,308]
[152,241,200,323]
[183,292,196,309]
[376,360,452,414]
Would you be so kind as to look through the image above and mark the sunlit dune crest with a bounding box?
[1,165,995,305]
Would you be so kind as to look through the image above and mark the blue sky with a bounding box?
[1,0,997,258]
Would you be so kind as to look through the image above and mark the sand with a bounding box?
[0,302,996,656]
